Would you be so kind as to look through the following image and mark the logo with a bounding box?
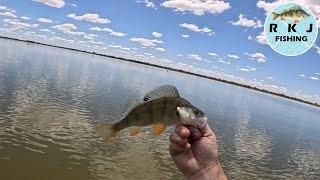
[264,2,318,56]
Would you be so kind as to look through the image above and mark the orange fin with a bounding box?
[152,122,167,136]
[95,124,118,143]
[129,126,141,136]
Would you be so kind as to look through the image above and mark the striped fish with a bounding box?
[96,85,207,143]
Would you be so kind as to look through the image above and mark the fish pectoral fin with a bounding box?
[129,126,142,136]
[152,122,167,136]
[95,124,118,143]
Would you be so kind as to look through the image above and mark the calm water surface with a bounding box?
[0,39,320,180]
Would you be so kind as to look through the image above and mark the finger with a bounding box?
[187,126,201,140]
[169,142,191,157]
[201,124,216,140]
[170,132,188,146]
[175,125,190,139]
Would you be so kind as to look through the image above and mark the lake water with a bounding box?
[0,39,320,180]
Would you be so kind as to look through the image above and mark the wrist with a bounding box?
[187,163,227,180]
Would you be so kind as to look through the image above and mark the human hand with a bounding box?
[169,124,227,180]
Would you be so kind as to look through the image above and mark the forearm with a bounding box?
[188,164,228,180]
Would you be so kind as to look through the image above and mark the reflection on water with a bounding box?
[0,39,320,180]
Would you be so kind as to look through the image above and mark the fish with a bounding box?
[272,5,310,24]
[96,85,208,143]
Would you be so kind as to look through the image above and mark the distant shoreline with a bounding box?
[1,36,319,108]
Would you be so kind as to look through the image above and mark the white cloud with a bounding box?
[32,0,65,8]
[187,54,202,61]
[219,59,230,64]
[239,68,250,72]
[68,3,77,7]
[314,44,320,55]
[3,19,39,30]
[208,52,217,56]
[182,34,189,38]
[0,6,7,10]
[0,11,17,18]
[245,52,266,63]
[38,18,53,23]
[138,0,156,9]
[248,35,253,40]
[40,28,55,34]
[267,76,273,80]
[310,77,319,80]
[84,34,97,40]
[20,16,30,20]
[246,66,256,71]
[231,14,262,28]
[152,32,162,38]
[53,23,77,31]
[89,26,126,37]
[130,37,163,47]
[68,13,111,24]
[227,54,239,59]
[155,47,166,52]
[161,0,231,16]
[256,32,267,45]
[179,23,214,35]
[299,74,306,77]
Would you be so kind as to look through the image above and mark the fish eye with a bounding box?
[194,109,200,114]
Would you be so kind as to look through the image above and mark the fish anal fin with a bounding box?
[152,122,167,136]
[144,85,180,102]
[129,126,142,136]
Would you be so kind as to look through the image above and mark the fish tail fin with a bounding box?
[272,12,279,20]
[95,124,118,143]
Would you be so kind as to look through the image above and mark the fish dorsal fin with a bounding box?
[143,85,180,101]
[122,98,141,117]
[289,5,301,11]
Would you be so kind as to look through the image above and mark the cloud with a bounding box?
[68,13,111,24]
[179,23,214,35]
[152,32,162,38]
[155,47,166,52]
[208,52,217,56]
[187,54,202,61]
[231,14,262,28]
[32,0,65,8]
[53,23,77,31]
[20,16,30,20]
[256,32,267,45]
[89,26,126,37]
[248,35,253,40]
[219,59,230,64]
[137,0,156,9]
[68,3,77,7]
[310,77,319,80]
[246,66,256,71]
[182,34,189,38]
[245,52,266,63]
[299,74,306,77]
[0,11,17,18]
[161,0,231,16]
[314,44,320,55]
[239,68,250,72]
[267,76,274,80]
[38,17,53,23]
[130,37,163,47]
[227,54,239,59]
[3,19,38,30]
[40,28,55,34]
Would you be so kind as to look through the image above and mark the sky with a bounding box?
[0,0,319,103]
